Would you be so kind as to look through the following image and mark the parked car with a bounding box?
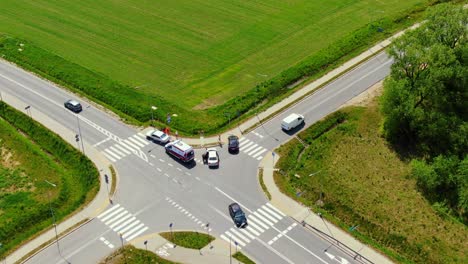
[228,203,247,228]
[146,129,170,144]
[206,148,219,167]
[281,113,304,131]
[228,135,239,153]
[64,99,82,113]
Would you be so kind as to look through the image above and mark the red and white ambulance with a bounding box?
[164,140,195,163]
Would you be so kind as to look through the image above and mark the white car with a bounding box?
[146,129,170,144]
[206,148,219,167]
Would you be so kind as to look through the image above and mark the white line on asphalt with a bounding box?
[105,210,129,225]
[253,211,274,226]
[248,146,264,157]
[100,207,125,222]
[262,205,282,220]
[99,237,105,241]
[114,143,131,154]
[109,146,125,157]
[246,221,264,233]
[168,163,173,167]
[172,178,177,183]
[195,177,200,181]
[98,204,121,218]
[149,163,154,166]
[128,136,145,148]
[103,152,117,162]
[266,203,286,216]
[177,167,182,171]
[252,148,267,158]
[248,214,270,230]
[238,137,247,143]
[159,159,165,162]
[165,173,170,177]
[119,220,140,234]
[93,137,111,147]
[220,234,242,250]
[229,228,250,244]
[150,154,156,158]
[257,208,278,223]
[109,213,133,229]
[239,228,256,240]
[214,187,252,213]
[256,156,263,160]
[104,149,121,160]
[118,141,137,154]
[255,238,295,264]
[126,226,149,241]
[124,139,140,150]
[242,143,258,153]
[224,231,246,247]
[245,225,260,236]
[239,141,254,150]
[108,243,114,249]
[185,172,191,176]
[132,134,148,145]
[157,168,162,172]
[123,223,145,238]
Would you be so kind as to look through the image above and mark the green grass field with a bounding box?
[100,245,178,264]
[274,100,468,263]
[0,0,430,110]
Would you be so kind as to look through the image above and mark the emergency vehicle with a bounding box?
[164,140,194,162]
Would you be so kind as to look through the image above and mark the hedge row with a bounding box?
[0,101,99,256]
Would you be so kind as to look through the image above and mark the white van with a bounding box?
[281,113,304,131]
[165,140,195,162]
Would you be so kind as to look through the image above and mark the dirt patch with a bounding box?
[1,146,20,168]
[340,81,383,108]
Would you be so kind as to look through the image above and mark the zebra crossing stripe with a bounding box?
[109,213,133,229]
[101,207,125,222]
[103,152,117,162]
[240,141,253,150]
[256,156,263,160]
[98,204,121,218]
[238,137,247,142]
[114,144,131,155]
[109,146,125,157]
[224,231,246,247]
[246,225,261,236]
[252,148,267,158]
[132,134,148,145]
[266,203,286,216]
[113,217,136,232]
[248,146,263,156]
[220,234,242,250]
[248,214,269,230]
[123,139,140,150]
[243,143,258,153]
[118,141,137,154]
[252,212,273,227]
[123,223,145,238]
[126,226,149,241]
[230,228,250,244]
[261,205,282,220]
[127,137,144,148]
[257,208,278,223]
[105,210,128,225]
[104,149,121,160]
[240,228,255,239]
[119,220,140,234]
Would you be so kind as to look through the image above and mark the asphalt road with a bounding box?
[0,51,391,264]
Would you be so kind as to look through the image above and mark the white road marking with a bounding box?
[238,137,247,143]
[159,159,165,162]
[117,141,137,154]
[100,207,125,222]
[150,154,156,158]
[93,137,111,147]
[177,167,182,171]
[243,143,258,153]
[261,205,282,220]
[103,153,117,162]
[126,226,149,241]
[253,211,274,226]
[104,149,121,160]
[109,213,133,229]
[109,146,125,157]
[168,163,173,167]
[114,143,131,154]
[220,234,242,250]
[105,210,128,225]
[98,204,121,218]
[128,136,145,148]
[224,231,246,247]
[248,214,270,230]
[229,228,250,244]
[257,156,263,160]
[240,141,254,150]
[132,134,148,145]
[266,203,286,216]
[156,168,162,172]
[246,224,262,235]
[214,187,252,213]
[119,220,140,234]
[124,139,140,150]
[252,148,267,158]
[113,217,136,232]
[239,228,256,240]
[122,223,145,238]
[257,208,278,223]
[248,147,265,157]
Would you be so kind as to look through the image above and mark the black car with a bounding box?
[228,135,239,153]
[228,203,247,228]
[64,99,82,113]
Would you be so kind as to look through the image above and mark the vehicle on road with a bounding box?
[281,113,304,131]
[228,203,247,228]
[146,129,170,144]
[228,135,239,153]
[64,99,82,113]
[164,140,194,163]
[206,148,219,167]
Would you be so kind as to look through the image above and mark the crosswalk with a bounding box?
[97,204,149,241]
[102,133,149,162]
[220,203,285,249]
[239,137,268,161]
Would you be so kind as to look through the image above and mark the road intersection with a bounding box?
[1,45,393,263]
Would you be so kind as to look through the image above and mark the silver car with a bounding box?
[146,129,170,144]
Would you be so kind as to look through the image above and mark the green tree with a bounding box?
[381,3,467,156]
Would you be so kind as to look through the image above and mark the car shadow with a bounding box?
[282,122,306,136]
[165,154,197,169]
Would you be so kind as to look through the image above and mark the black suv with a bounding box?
[228,135,239,153]
[64,99,82,113]
[228,203,247,228]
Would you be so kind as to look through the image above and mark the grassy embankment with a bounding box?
[0,0,450,134]
[160,232,214,250]
[0,102,99,258]
[100,245,178,264]
[274,99,468,264]
[233,251,256,264]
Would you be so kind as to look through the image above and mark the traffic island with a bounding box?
[159,231,214,250]
[100,245,179,264]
